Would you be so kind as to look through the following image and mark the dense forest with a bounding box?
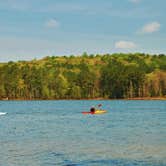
[0,53,166,100]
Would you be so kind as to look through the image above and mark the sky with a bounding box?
[0,0,165,62]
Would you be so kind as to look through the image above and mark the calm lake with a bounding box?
[0,100,166,166]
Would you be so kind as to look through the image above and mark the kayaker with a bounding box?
[90,107,95,113]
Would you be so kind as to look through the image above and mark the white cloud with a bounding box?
[45,19,59,28]
[115,41,137,49]
[140,22,161,33]
[129,0,141,3]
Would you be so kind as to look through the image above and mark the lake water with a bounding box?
[0,100,166,166]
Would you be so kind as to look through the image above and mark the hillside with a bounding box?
[0,53,166,99]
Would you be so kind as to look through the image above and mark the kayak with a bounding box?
[82,110,107,115]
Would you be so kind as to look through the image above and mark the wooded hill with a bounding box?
[0,53,166,99]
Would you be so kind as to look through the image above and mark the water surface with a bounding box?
[0,100,166,166]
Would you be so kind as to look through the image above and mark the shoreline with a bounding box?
[0,97,166,101]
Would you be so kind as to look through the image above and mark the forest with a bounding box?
[0,53,166,100]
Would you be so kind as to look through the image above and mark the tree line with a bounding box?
[0,53,166,99]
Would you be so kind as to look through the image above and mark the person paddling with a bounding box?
[90,104,102,113]
[90,106,95,113]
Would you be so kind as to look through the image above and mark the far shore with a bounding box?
[0,97,166,101]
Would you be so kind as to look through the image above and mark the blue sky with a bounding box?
[0,0,165,62]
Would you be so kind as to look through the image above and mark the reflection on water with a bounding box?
[0,100,166,165]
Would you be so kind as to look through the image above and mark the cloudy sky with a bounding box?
[0,0,165,62]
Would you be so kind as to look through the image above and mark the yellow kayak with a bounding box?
[82,110,107,114]
[94,110,107,114]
